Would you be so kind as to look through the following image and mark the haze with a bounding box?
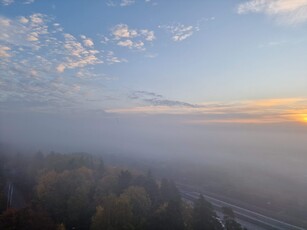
[1,0,307,228]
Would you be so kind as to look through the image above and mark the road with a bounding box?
[179,188,305,230]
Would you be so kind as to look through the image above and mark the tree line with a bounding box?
[0,151,245,230]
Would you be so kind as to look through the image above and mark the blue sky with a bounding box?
[1,0,307,124]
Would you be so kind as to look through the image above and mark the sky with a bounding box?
[0,0,307,156]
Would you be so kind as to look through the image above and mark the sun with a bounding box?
[301,114,307,123]
[294,114,307,123]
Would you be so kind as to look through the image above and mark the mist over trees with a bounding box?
[0,151,244,230]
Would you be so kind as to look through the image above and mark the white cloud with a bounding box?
[140,29,155,41]
[0,14,48,48]
[0,14,103,77]
[81,35,94,47]
[84,39,94,47]
[0,14,129,112]
[1,0,37,5]
[61,33,101,70]
[106,51,127,64]
[29,13,44,25]
[237,0,307,25]
[1,0,14,5]
[117,39,144,50]
[107,0,135,7]
[111,24,155,50]
[27,32,39,41]
[23,0,35,4]
[120,0,135,6]
[117,39,134,47]
[145,53,158,58]
[56,63,66,73]
[0,18,11,27]
[112,24,137,40]
[19,16,29,24]
[0,45,11,57]
[159,23,198,42]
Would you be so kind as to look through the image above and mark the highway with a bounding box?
[179,188,305,230]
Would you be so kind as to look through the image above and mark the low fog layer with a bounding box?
[1,110,306,183]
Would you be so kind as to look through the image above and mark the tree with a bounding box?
[165,199,185,230]
[222,206,245,230]
[91,195,134,230]
[133,171,159,207]
[94,174,118,203]
[0,207,55,230]
[146,200,185,230]
[192,194,223,230]
[120,186,151,228]
[117,170,132,195]
[36,167,95,229]
[160,179,181,203]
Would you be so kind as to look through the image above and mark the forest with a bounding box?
[0,151,245,230]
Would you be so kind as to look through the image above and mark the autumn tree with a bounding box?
[120,186,151,228]
[133,171,159,207]
[91,195,134,230]
[36,167,95,229]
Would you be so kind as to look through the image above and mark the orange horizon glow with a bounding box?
[108,98,307,125]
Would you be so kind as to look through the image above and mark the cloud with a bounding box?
[82,38,94,47]
[0,45,11,57]
[57,33,101,71]
[112,24,138,40]
[159,23,199,42]
[145,53,158,58]
[1,0,14,5]
[120,0,135,6]
[129,90,162,99]
[107,97,307,125]
[117,39,134,47]
[143,98,199,108]
[0,13,49,48]
[1,0,36,5]
[140,29,155,41]
[19,16,29,24]
[0,14,108,112]
[23,0,35,4]
[107,0,135,7]
[111,24,155,50]
[56,64,66,73]
[106,51,127,64]
[237,0,307,25]
[129,90,199,108]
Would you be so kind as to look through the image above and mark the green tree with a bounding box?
[94,174,118,203]
[133,171,159,206]
[36,167,95,229]
[121,186,151,228]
